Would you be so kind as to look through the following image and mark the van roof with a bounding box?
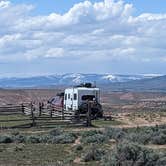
[65,87,99,91]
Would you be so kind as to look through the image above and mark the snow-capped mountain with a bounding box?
[0,73,163,88]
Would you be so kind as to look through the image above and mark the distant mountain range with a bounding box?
[0,73,165,91]
[108,75,166,92]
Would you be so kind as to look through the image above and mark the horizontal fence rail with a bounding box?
[0,101,96,129]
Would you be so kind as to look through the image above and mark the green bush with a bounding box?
[13,134,26,143]
[74,144,83,151]
[0,130,78,144]
[105,127,126,140]
[0,135,13,143]
[39,135,53,143]
[81,130,102,137]
[81,130,107,144]
[52,133,76,144]
[81,133,108,144]
[49,128,62,136]
[81,145,105,162]
[156,156,166,166]
[124,125,166,145]
[160,129,166,135]
[26,135,40,143]
[126,132,152,145]
[151,133,166,145]
[101,141,163,166]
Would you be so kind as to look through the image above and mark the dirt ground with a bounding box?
[112,111,166,128]
[0,88,166,128]
[0,89,166,166]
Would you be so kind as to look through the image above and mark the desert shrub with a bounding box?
[49,128,62,136]
[156,156,166,166]
[151,133,166,145]
[68,132,78,139]
[81,130,107,144]
[0,135,13,143]
[105,127,126,140]
[13,134,26,143]
[81,145,105,162]
[74,144,83,151]
[39,132,77,144]
[126,126,153,134]
[39,135,53,143]
[160,128,166,135]
[124,125,166,145]
[126,133,138,143]
[81,133,108,144]
[52,133,76,144]
[81,130,102,137]
[126,132,152,145]
[26,135,40,143]
[101,141,163,166]
[157,124,166,130]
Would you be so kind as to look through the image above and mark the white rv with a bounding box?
[48,83,103,118]
[64,85,100,111]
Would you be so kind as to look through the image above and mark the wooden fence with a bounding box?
[0,102,93,129]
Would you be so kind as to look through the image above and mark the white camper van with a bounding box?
[64,84,100,111]
[49,83,103,118]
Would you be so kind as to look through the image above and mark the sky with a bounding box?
[0,0,166,77]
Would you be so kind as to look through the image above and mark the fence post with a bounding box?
[21,103,25,114]
[86,101,92,127]
[31,102,36,127]
[75,109,80,123]
[62,108,64,120]
[50,108,53,118]
[78,109,80,122]
[39,102,42,117]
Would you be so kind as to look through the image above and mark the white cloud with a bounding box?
[45,48,65,58]
[0,0,166,66]
[132,13,166,22]
[0,1,10,9]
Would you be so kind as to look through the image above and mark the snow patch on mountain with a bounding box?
[72,75,85,84]
[142,74,164,78]
[102,75,116,81]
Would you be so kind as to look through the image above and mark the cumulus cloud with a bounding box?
[0,0,10,8]
[45,48,65,58]
[0,0,166,66]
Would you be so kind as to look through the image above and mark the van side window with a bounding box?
[74,93,77,100]
[65,94,67,100]
[82,95,95,101]
[68,94,70,99]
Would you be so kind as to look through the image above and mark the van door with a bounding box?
[72,93,78,110]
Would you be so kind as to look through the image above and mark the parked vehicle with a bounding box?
[48,83,103,118]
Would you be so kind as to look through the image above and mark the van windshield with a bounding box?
[81,95,96,101]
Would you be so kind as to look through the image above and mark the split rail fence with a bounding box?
[0,102,93,129]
